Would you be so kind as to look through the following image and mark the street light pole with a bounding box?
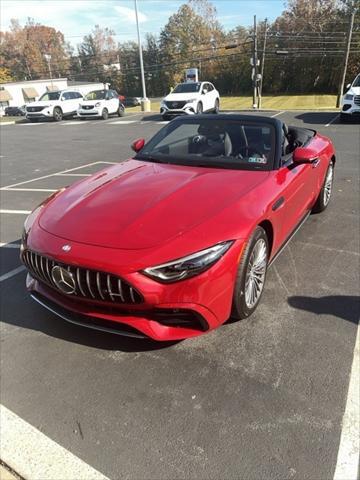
[336,7,355,108]
[134,0,150,111]
[258,18,268,109]
[44,54,53,89]
[252,15,258,109]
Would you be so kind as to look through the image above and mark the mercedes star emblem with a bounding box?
[51,266,76,295]
[62,244,71,252]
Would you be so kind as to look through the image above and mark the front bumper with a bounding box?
[160,103,196,116]
[77,109,102,118]
[26,111,53,119]
[22,230,241,341]
[341,104,360,116]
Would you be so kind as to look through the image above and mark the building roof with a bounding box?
[0,78,67,86]
[0,90,13,102]
[22,87,39,98]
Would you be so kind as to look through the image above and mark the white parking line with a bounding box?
[0,161,113,190]
[0,209,31,214]
[18,122,46,126]
[0,266,26,282]
[55,173,91,177]
[2,188,57,192]
[325,114,339,127]
[271,111,285,117]
[109,120,138,125]
[156,121,169,124]
[333,325,360,480]
[0,404,110,480]
[0,243,20,248]
[62,121,89,125]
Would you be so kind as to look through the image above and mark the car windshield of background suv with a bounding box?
[85,90,107,100]
[173,83,202,93]
[352,75,360,87]
[39,92,61,101]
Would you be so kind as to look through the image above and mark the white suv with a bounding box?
[78,89,125,120]
[160,82,220,120]
[25,90,83,122]
[340,74,360,122]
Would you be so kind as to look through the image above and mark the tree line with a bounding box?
[0,0,359,97]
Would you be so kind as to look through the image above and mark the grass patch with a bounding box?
[126,95,338,113]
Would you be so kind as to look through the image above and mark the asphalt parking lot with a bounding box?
[0,110,359,479]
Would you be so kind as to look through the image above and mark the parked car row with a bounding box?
[24,89,126,122]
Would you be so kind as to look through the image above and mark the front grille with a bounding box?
[82,105,94,110]
[354,95,360,106]
[22,250,143,305]
[27,106,44,112]
[165,101,186,109]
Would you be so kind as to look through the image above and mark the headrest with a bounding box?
[198,122,226,137]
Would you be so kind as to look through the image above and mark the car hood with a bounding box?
[81,100,104,106]
[164,92,200,102]
[26,101,57,108]
[349,86,360,95]
[39,160,268,250]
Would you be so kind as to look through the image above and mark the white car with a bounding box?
[25,90,83,122]
[78,89,125,120]
[341,74,360,122]
[160,82,220,120]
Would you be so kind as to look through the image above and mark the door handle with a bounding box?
[272,196,285,211]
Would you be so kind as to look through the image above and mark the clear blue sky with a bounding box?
[1,0,286,47]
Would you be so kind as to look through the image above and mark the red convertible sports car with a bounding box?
[21,115,335,341]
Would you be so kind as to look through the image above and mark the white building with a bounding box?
[0,78,104,115]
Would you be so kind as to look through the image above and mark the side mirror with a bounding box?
[202,89,207,95]
[346,83,351,89]
[293,146,318,164]
[131,138,145,152]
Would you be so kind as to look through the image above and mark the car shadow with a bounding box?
[295,112,340,125]
[288,295,360,324]
[140,114,163,122]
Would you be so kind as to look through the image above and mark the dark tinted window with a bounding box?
[173,83,201,93]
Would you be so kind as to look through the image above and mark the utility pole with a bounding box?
[134,0,150,111]
[258,18,268,109]
[252,15,258,109]
[336,6,355,108]
[44,54,53,89]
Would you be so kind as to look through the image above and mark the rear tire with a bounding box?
[312,160,334,213]
[102,108,109,120]
[231,227,269,320]
[53,107,63,122]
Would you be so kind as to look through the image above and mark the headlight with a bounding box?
[95,102,101,107]
[142,241,234,283]
[344,94,354,100]
[23,188,66,235]
[186,98,198,103]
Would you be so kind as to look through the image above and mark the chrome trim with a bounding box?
[86,269,95,298]
[96,272,105,300]
[129,287,136,303]
[76,268,87,296]
[117,278,125,302]
[107,274,115,302]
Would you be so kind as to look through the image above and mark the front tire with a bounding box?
[53,107,63,122]
[214,98,220,113]
[118,105,125,117]
[232,227,269,320]
[102,108,109,120]
[312,160,334,213]
[196,102,203,115]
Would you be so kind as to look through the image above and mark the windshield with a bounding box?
[39,92,61,101]
[352,75,360,87]
[173,83,201,93]
[135,118,275,171]
[85,90,107,100]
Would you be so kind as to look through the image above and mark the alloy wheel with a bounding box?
[244,238,268,309]
[323,163,334,206]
